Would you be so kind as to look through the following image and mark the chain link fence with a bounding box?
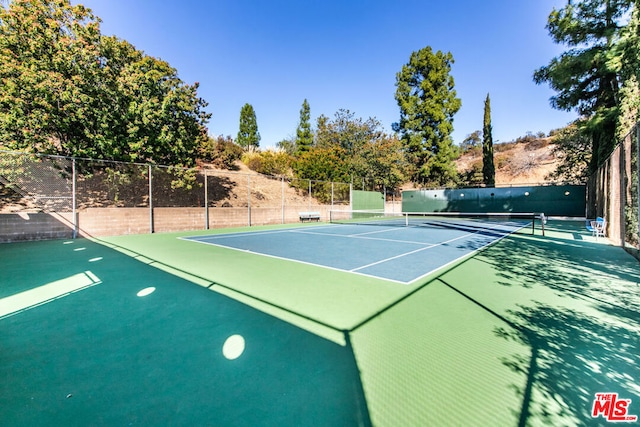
[0,151,364,240]
[587,123,639,255]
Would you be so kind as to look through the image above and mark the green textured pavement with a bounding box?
[1,220,639,426]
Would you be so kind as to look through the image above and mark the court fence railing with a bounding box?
[0,151,400,240]
[587,122,639,256]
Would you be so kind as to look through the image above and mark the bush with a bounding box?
[242,150,292,176]
[199,136,243,170]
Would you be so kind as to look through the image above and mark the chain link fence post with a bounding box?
[247,174,251,227]
[204,169,209,230]
[72,158,77,238]
[148,164,154,233]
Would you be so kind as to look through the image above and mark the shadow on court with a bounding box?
[0,239,370,426]
[440,220,640,426]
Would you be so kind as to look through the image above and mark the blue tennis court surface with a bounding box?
[183,220,530,284]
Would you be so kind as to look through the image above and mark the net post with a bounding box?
[539,213,546,236]
[532,213,535,235]
[405,212,409,226]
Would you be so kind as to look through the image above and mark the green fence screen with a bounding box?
[402,185,586,217]
[352,190,384,211]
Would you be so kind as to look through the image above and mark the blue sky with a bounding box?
[77,0,577,148]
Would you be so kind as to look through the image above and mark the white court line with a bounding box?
[350,227,498,272]
[290,229,431,246]
[347,227,410,237]
[180,229,290,241]
[179,224,344,242]
[180,237,410,285]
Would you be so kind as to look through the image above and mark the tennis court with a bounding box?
[182,212,538,283]
[2,218,640,426]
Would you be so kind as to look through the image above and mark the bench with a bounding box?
[299,211,321,222]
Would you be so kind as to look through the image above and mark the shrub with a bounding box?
[199,136,243,170]
[242,150,292,176]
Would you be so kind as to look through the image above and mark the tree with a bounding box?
[0,0,103,154]
[237,103,260,150]
[534,0,634,172]
[482,94,495,187]
[460,131,482,153]
[315,109,383,154]
[109,37,210,166]
[359,134,410,190]
[293,146,350,183]
[295,99,313,155]
[292,109,409,191]
[547,122,592,183]
[393,46,461,186]
[612,1,640,138]
[314,109,389,180]
[199,135,242,170]
[0,0,210,167]
[276,137,296,155]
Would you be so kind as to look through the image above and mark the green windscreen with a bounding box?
[352,190,384,211]
[402,185,586,217]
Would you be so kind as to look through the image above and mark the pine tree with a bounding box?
[295,99,313,155]
[482,94,495,187]
[237,103,260,150]
[534,0,633,171]
[393,46,461,186]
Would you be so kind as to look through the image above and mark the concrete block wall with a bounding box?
[0,212,75,242]
[0,204,348,241]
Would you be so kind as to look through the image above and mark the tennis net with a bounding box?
[328,210,545,235]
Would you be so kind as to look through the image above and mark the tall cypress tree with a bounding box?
[237,103,260,150]
[295,99,313,155]
[482,93,495,187]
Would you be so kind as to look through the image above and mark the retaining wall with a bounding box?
[0,205,342,242]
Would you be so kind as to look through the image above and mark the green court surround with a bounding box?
[2,220,639,426]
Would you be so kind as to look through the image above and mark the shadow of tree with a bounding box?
[497,302,640,426]
[459,221,640,425]
[476,229,640,313]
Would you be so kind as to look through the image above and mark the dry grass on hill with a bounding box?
[454,138,559,187]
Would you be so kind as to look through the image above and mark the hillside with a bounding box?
[214,138,560,206]
[454,138,559,187]
[0,138,560,213]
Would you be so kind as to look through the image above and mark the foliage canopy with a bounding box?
[534,0,634,172]
[0,0,210,167]
[393,46,461,186]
